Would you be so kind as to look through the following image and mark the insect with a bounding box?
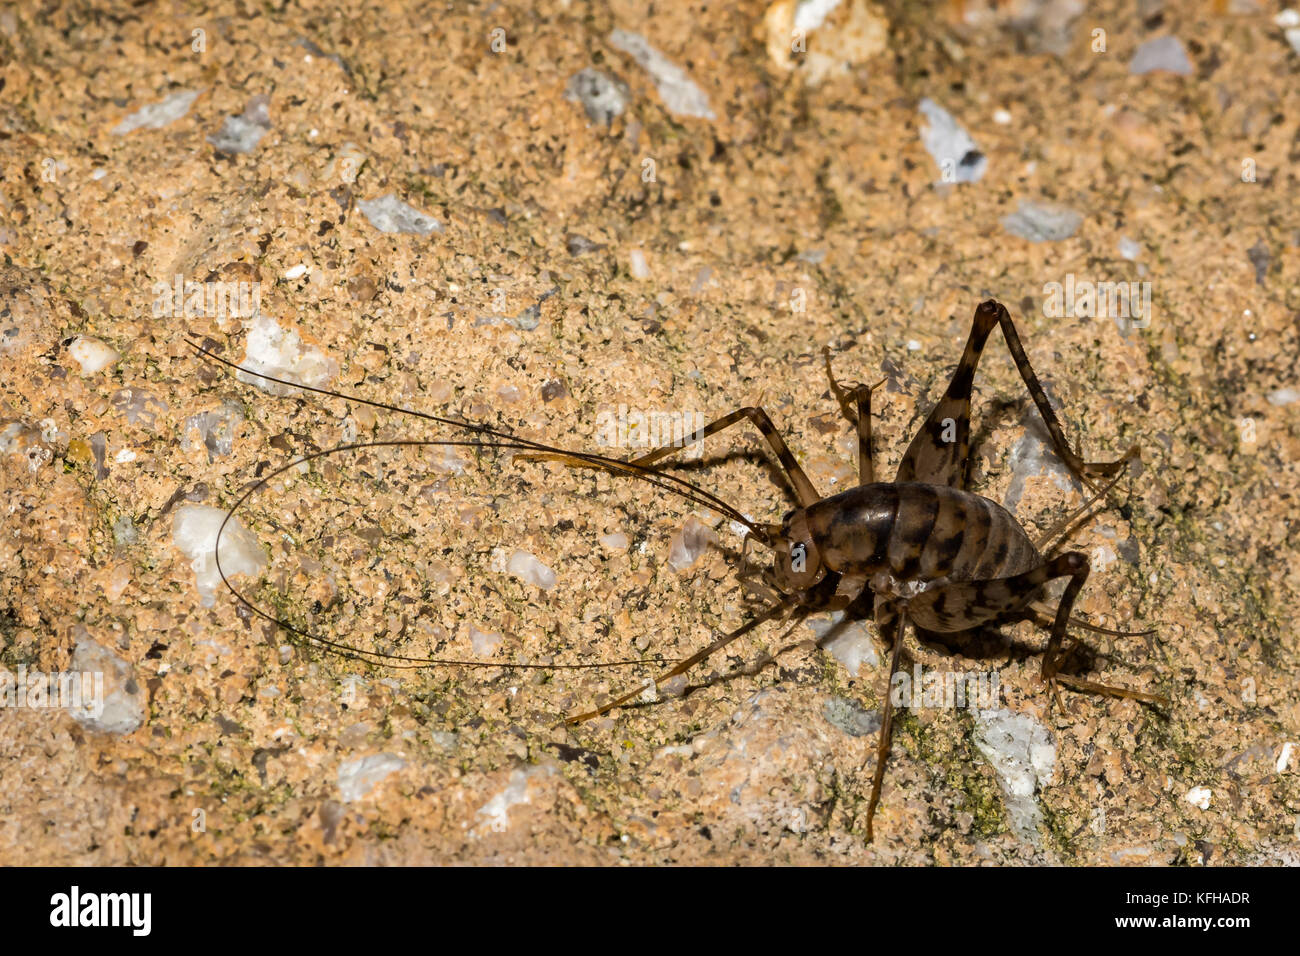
[190,297,1165,843]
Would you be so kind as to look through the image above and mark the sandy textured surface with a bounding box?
[1,0,1297,865]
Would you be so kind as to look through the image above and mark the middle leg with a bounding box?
[823,346,884,485]
[627,405,822,508]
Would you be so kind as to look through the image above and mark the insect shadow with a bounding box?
[189,298,1167,843]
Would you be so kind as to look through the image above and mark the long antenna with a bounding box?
[187,338,767,541]
[190,337,773,670]
[214,438,660,670]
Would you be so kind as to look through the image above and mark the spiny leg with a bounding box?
[736,532,783,605]
[626,405,821,508]
[865,602,909,843]
[1032,449,1135,553]
[645,609,824,708]
[1037,552,1166,706]
[897,299,1131,493]
[563,603,787,725]
[901,553,1166,706]
[823,347,884,485]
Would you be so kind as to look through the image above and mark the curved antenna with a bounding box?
[215,437,671,670]
[188,338,768,544]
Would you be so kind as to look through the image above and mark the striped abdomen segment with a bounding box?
[807,482,1042,583]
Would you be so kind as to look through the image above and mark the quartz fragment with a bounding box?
[1129,35,1194,76]
[68,336,119,375]
[973,709,1057,844]
[507,549,556,591]
[668,517,718,571]
[608,29,715,120]
[1001,199,1083,242]
[182,401,245,461]
[208,94,272,153]
[338,753,406,803]
[236,315,337,397]
[68,629,146,735]
[357,194,442,235]
[918,98,987,184]
[172,504,268,607]
[565,68,629,124]
[112,89,202,135]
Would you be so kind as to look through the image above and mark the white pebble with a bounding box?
[507,549,556,590]
[283,263,309,280]
[1278,742,1295,773]
[599,532,629,552]
[973,710,1057,844]
[1267,387,1299,407]
[1118,236,1141,261]
[172,505,268,607]
[469,625,503,656]
[807,613,877,677]
[628,248,651,280]
[1275,9,1300,28]
[993,108,1012,125]
[667,516,717,571]
[917,98,987,184]
[236,314,337,396]
[68,336,119,375]
[1184,786,1212,810]
[111,89,202,136]
[338,753,406,803]
[474,768,548,835]
[333,142,367,184]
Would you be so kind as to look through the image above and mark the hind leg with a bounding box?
[902,553,1166,708]
[896,299,1131,493]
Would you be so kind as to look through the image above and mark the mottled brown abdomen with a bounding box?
[806,482,1042,583]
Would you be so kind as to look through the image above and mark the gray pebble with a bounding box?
[357,194,442,235]
[608,29,715,120]
[918,98,987,184]
[1129,35,1194,76]
[565,68,629,125]
[1001,199,1083,242]
[822,697,881,737]
[566,234,604,256]
[208,94,272,154]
